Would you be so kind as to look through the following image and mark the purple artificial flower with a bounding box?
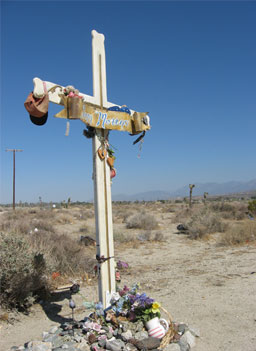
[117,260,129,269]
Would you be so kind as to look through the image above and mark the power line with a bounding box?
[6,149,23,210]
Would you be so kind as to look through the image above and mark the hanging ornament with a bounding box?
[65,121,70,136]
[98,148,107,160]
[110,168,116,179]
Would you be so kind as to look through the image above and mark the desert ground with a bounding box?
[0,200,256,351]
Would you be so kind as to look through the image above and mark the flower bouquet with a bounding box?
[111,284,161,323]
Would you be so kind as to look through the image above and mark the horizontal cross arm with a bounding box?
[33,77,135,114]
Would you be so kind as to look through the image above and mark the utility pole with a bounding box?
[6,149,23,210]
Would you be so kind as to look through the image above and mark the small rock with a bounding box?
[98,339,107,348]
[180,331,196,349]
[134,332,148,341]
[134,322,144,333]
[74,335,83,343]
[165,343,181,351]
[29,341,52,351]
[60,331,72,337]
[52,336,67,348]
[107,332,114,339]
[49,326,59,334]
[121,323,129,333]
[106,339,125,351]
[121,330,133,342]
[140,337,161,350]
[178,324,188,335]
[178,339,190,351]
[42,332,48,340]
[10,347,19,351]
[42,333,58,344]
[76,340,91,351]
[124,343,138,351]
[127,339,144,350]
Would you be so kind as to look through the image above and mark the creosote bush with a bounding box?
[0,232,49,309]
[125,211,158,230]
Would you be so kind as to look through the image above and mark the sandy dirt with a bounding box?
[1,209,256,351]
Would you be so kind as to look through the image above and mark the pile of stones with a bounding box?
[10,318,199,351]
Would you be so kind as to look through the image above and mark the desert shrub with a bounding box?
[248,200,256,215]
[153,231,165,241]
[112,209,133,223]
[0,209,56,234]
[125,211,158,230]
[218,221,256,246]
[0,232,49,309]
[137,231,165,242]
[0,209,96,310]
[209,201,247,220]
[160,205,176,213]
[55,213,73,224]
[32,220,54,232]
[114,231,136,243]
[33,209,56,220]
[29,230,94,275]
[172,206,195,224]
[185,209,227,239]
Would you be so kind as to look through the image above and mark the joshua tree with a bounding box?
[39,196,42,209]
[203,192,209,205]
[189,184,195,208]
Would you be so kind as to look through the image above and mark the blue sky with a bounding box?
[1,1,256,203]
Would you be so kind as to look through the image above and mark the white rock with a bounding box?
[30,341,52,351]
[165,343,181,351]
[49,326,58,334]
[189,326,200,337]
[180,331,196,348]
[42,331,49,340]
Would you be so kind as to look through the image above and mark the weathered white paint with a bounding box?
[32,30,117,307]
[91,30,116,307]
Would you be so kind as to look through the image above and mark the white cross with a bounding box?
[32,30,135,307]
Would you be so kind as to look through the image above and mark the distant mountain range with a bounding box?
[112,179,256,201]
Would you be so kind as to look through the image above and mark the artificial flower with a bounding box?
[152,302,161,313]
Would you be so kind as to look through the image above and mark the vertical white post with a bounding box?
[91,30,116,307]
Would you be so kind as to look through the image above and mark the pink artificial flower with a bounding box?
[92,323,102,332]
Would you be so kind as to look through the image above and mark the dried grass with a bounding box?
[182,208,228,239]
[218,220,256,246]
[137,231,166,242]
[125,211,158,230]
[209,201,247,220]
